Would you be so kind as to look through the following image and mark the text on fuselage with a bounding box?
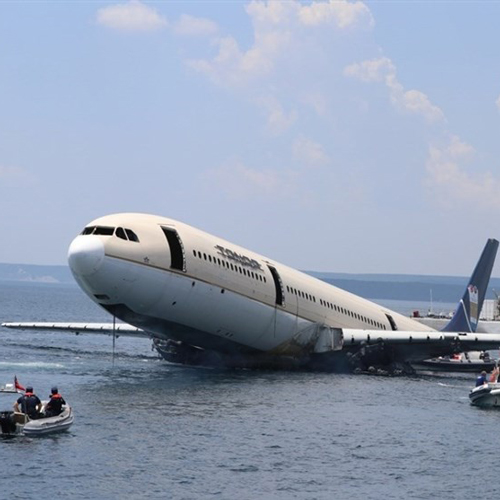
[214,245,263,271]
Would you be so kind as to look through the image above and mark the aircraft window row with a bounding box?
[81,226,139,242]
[319,298,386,329]
[286,285,316,302]
[192,250,267,283]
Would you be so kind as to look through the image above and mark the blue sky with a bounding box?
[1,1,500,277]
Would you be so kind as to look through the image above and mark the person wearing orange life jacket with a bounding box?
[44,387,66,417]
[13,386,42,419]
[489,366,500,383]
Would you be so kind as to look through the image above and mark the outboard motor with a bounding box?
[0,411,16,435]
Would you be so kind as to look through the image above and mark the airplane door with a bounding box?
[161,227,186,272]
[385,314,398,330]
[267,265,285,307]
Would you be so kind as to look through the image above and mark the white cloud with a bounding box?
[257,96,297,136]
[245,0,372,28]
[292,136,329,167]
[302,92,329,117]
[298,0,374,28]
[0,165,34,184]
[188,0,373,88]
[173,14,218,37]
[344,57,445,122]
[398,90,444,122]
[96,0,167,32]
[187,29,289,88]
[426,135,500,209]
[203,161,297,200]
[1,165,22,177]
[343,56,393,82]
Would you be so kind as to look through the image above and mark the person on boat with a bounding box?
[13,386,42,419]
[476,371,488,386]
[489,365,500,383]
[44,387,66,417]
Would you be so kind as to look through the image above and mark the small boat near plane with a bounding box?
[469,382,500,407]
[412,295,500,372]
[413,351,496,373]
[0,382,74,436]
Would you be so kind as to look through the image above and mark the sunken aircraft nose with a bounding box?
[67,235,105,276]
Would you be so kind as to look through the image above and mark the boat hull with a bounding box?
[23,407,74,436]
[414,359,496,373]
[469,383,500,407]
[0,405,74,436]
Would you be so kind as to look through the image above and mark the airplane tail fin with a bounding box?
[442,239,499,332]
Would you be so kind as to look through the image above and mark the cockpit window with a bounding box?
[125,229,139,242]
[93,226,114,236]
[80,225,139,242]
[115,227,127,240]
[81,226,114,236]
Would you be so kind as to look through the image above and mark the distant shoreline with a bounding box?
[0,263,74,284]
[1,262,499,303]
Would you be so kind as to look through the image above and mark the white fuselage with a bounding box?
[68,213,434,357]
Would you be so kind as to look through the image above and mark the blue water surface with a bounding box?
[0,282,494,499]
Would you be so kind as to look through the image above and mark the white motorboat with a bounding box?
[469,382,500,407]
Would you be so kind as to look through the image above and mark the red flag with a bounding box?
[14,376,25,392]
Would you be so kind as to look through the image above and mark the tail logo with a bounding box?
[469,285,479,326]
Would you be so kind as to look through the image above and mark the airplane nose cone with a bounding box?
[68,236,105,276]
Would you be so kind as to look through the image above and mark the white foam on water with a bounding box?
[0,361,64,369]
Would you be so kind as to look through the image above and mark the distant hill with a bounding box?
[0,263,74,284]
[303,271,500,303]
[1,263,499,303]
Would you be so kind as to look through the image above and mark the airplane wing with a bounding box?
[1,322,150,338]
[343,328,500,362]
[3,322,499,368]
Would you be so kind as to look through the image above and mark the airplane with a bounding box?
[4,213,500,374]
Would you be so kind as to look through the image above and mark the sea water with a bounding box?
[0,282,495,499]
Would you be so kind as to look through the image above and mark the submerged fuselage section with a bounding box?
[67,213,435,369]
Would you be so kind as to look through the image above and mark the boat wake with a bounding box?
[0,361,65,369]
[437,382,465,389]
[3,342,159,361]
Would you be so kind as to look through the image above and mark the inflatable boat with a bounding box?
[469,382,500,407]
[0,396,74,436]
